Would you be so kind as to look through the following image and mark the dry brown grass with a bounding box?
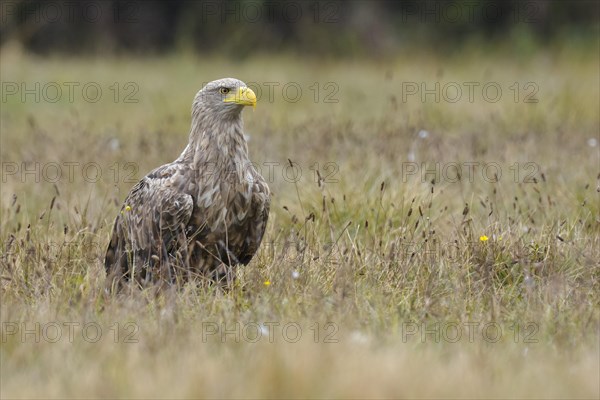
[1,44,599,399]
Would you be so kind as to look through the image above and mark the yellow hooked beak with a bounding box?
[223,87,257,108]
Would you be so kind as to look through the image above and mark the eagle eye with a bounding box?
[219,87,230,94]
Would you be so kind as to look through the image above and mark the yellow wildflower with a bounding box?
[479,235,489,242]
[264,280,271,286]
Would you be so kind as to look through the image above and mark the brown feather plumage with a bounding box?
[105,78,270,289]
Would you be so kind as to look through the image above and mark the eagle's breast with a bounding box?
[191,162,268,233]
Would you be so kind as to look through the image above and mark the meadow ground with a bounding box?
[1,43,599,398]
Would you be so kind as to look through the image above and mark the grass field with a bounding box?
[1,43,599,399]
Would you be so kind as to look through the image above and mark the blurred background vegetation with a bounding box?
[1,0,598,58]
[1,2,599,398]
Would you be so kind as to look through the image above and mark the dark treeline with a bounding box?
[1,0,598,56]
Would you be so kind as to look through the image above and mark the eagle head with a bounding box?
[192,78,257,121]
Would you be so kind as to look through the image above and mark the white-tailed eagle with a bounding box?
[105,78,270,289]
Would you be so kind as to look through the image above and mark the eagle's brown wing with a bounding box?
[105,168,194,288]
[183,168,270,282]
[238,174,270,265]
